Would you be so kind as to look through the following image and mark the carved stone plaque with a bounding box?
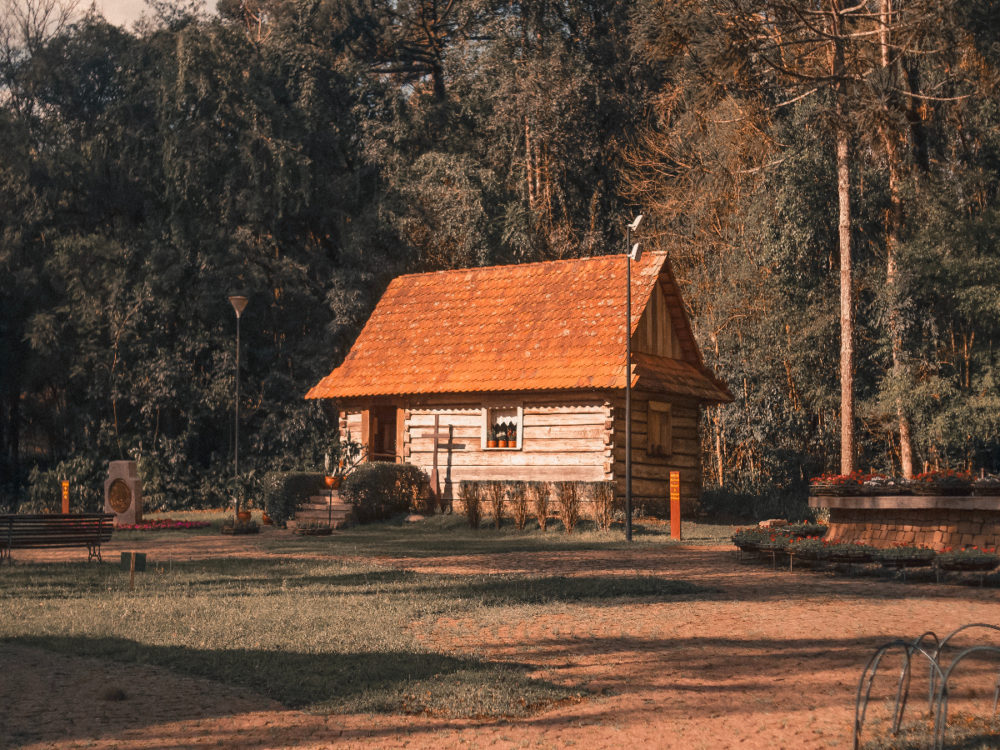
[108,479,132,513]
[104,461,143,525]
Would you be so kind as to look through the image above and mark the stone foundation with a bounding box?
[811,495,1000,550]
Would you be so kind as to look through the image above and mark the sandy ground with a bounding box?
[2,530,999,749]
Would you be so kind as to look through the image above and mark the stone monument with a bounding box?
[104,460,143,525]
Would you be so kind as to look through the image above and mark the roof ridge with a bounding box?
[390,251,669,282]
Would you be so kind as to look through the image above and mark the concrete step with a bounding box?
[296,506,352,518]
[312,489,342,501]
[300,501,353,512]
[287,518,349,531]
[294,510,353,523]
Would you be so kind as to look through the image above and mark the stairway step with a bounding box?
[307,495,352,506]
[295,510,353,522]
[297,503,354,510]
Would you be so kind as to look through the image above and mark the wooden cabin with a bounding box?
[305,253,731,515]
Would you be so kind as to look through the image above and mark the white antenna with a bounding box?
[629,242,642,261]
[627,214,644,232]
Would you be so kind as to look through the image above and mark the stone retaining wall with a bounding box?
[824,507,1000,550]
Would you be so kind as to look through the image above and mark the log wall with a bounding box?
[403,394,611,501]
[610,391,701,515]
[338,389,703,517]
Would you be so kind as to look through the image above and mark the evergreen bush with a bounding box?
[23,455,104,513]
[261,471,326,526]
[339,462,429,523]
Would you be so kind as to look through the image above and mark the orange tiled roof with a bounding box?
[306,253,730,401]
[632,353,732,402]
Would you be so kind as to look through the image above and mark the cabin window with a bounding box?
[481,405,523,450]
[647,400,672,457]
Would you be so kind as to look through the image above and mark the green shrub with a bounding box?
[699,484,813,523]
[339,462,429,524]
[261,471,327,527]
[527,482,550,531]
[23,455,104,513]
[591,481,615,531]
[554,481,581,534]
[460,481,481,528]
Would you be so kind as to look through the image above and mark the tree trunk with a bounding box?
[878,1,915,478]
[831,2,855,474]
[837,126,855,475]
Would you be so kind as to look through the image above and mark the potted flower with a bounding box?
[908,469,973,496]
[226,471,257,525]
[936,546,999,573]
[488,424,500,448]
[324,438,365,487]
[498,421,509,448]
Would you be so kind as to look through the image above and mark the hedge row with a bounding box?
[459,480,617,533]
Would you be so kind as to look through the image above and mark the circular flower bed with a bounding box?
[116,519,211,531]
[786,537,829,561]
[731,528,769,552]
[874,545,936,569]
[972,476,1000,496]
[822,540,877,564]
[810,471,884,496]
[786,522,828,538]
[936,546,999,572]
[907,469,973,496]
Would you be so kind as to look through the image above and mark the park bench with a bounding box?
[0,513,115,564]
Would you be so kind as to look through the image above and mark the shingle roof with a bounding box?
[306,253,730,402]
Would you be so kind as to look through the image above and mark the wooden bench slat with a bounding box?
[0,514,115,562]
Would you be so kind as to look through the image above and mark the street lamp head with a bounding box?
[627,214,644,232]
[228,294,249,318]
[629,242,642,262]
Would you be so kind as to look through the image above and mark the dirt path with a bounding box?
[3,532,999,749]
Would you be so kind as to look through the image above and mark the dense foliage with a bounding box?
[338,462,429,522]
[260,471,326,526]
[0,0,997,514]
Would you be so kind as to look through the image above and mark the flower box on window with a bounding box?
[481,405,522,450]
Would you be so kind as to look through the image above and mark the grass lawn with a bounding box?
[0,514,714,719]
[267,512,739,559]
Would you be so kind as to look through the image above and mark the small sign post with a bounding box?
[61,480,70,514]
[669,471,681,541]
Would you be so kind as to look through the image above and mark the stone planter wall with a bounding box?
[810,495,1000,550]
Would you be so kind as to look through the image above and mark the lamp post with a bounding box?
[624,214,643,543]
[228,293,248,514]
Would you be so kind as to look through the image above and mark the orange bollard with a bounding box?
[670,471,681,540]
[61,481,70,514]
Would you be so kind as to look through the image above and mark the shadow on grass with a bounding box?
[267,514,673,558]
[10,634,578,719]
[0,561,709,607]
